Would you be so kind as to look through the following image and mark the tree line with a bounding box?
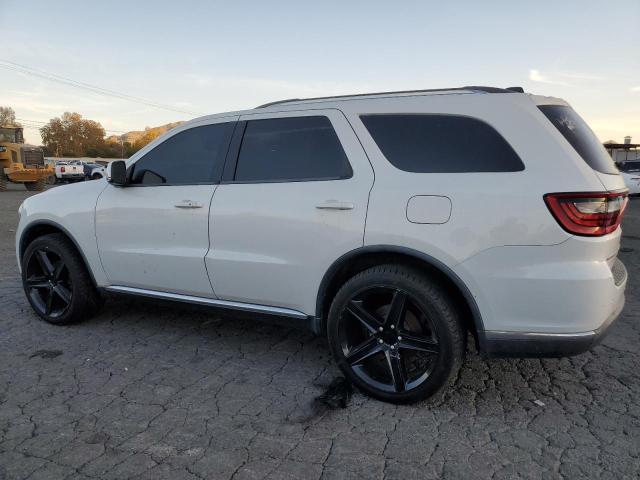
[1,106,166,158]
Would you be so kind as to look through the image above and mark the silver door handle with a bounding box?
[175,200,203,209]
[315,200,354,210]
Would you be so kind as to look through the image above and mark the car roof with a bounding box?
[254,86,521,109]
[180,86,532,129]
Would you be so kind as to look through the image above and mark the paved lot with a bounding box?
[0,184,639,480]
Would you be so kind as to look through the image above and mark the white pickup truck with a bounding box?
[55,161,85,183]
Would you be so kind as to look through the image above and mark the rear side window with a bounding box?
[360,114,524,173]
[538,105,618,175]
[234,116,352,182]
[130,123,234,185]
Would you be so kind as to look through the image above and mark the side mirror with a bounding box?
[107,160,128,186]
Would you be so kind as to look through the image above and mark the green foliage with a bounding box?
[40,112,106,157]
[40,113,181,158]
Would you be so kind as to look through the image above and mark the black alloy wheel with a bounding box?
[340,286,441,393]
[24,247,73,319]
[328,265,464,403]
[22,233,103,324]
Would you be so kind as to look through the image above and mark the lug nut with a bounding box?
[390,345,395,350]
[390,325,395,329]
[378,326,383,332]
[397,336,402,341]
[378,339,384,344]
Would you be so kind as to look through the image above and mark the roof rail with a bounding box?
[256,98,301,108]
[255,86,517,109]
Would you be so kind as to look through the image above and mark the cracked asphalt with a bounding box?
[1,185,639,480]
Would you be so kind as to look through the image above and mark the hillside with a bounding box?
[106,122,183,144]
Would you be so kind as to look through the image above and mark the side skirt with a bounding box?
[104,286,316,331]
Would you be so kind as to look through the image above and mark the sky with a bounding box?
[0,0,638,145]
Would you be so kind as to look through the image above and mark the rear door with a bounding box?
[206,110,374,315]
[96,118,237,297]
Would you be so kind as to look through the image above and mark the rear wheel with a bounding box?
[0,169,7,192]
[327,265,465,404]
[22,234,103,325]
[91,173,102,180]
[25,180,45,191]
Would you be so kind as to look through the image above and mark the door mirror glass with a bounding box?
[108,160,128,186]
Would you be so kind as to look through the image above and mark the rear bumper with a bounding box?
[482,289,625,357]
[457,236,628,357]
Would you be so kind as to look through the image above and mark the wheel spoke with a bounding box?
[53,284,72,305]
[346,337,382,365]
[346,300,382,333]
[53,260,65,281]
[385,290,407,329]
[385,350,407,393]
[45,291,54,315]
[36,250,55,276]
[26,276,49,289]
[398,332,440,354]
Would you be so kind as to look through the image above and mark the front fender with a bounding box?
[16,181,108,286]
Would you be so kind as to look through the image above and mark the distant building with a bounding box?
[603,136,639,167]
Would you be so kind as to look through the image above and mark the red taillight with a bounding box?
[544,191,628,236]
[60,166,66,173]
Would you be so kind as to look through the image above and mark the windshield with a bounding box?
[618,161,640,172]
[0,128,21,143]
[538,105,618,175]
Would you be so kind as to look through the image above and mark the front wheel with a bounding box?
[327,265,465,404]
[0,169,7,192]
[25,180,45,191]
[22,233,103,325]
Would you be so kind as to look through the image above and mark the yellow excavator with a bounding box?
[0,126,54,192]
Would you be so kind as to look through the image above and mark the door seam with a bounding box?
[204,184,219,297]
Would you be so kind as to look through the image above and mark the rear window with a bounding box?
[234,116,352,182]
[360,114,524,173]
[538,105,618,175]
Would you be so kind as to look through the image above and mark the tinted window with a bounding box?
[360,114,524,173]
[130,123,234,185]
[539,105,618,175]
[234,116,352,182]
[619,161,640,172]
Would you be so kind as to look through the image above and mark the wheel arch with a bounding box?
[314,245,486,349]
[19,220,98,287]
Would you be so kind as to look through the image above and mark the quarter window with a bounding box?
[234,116,352,182]
[130,123,234,185]
[361,114,524,173]
[538,105,618,175]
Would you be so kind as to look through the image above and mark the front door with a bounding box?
[206,110,374,315]
[96,118,237,297]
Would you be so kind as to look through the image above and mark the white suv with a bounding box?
[16,87,629,403]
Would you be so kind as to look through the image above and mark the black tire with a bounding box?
[0,169,7,192]
[25,180,45,192]
[22,233,103,325]
[327,265,465,404]
[91,173,102,180]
